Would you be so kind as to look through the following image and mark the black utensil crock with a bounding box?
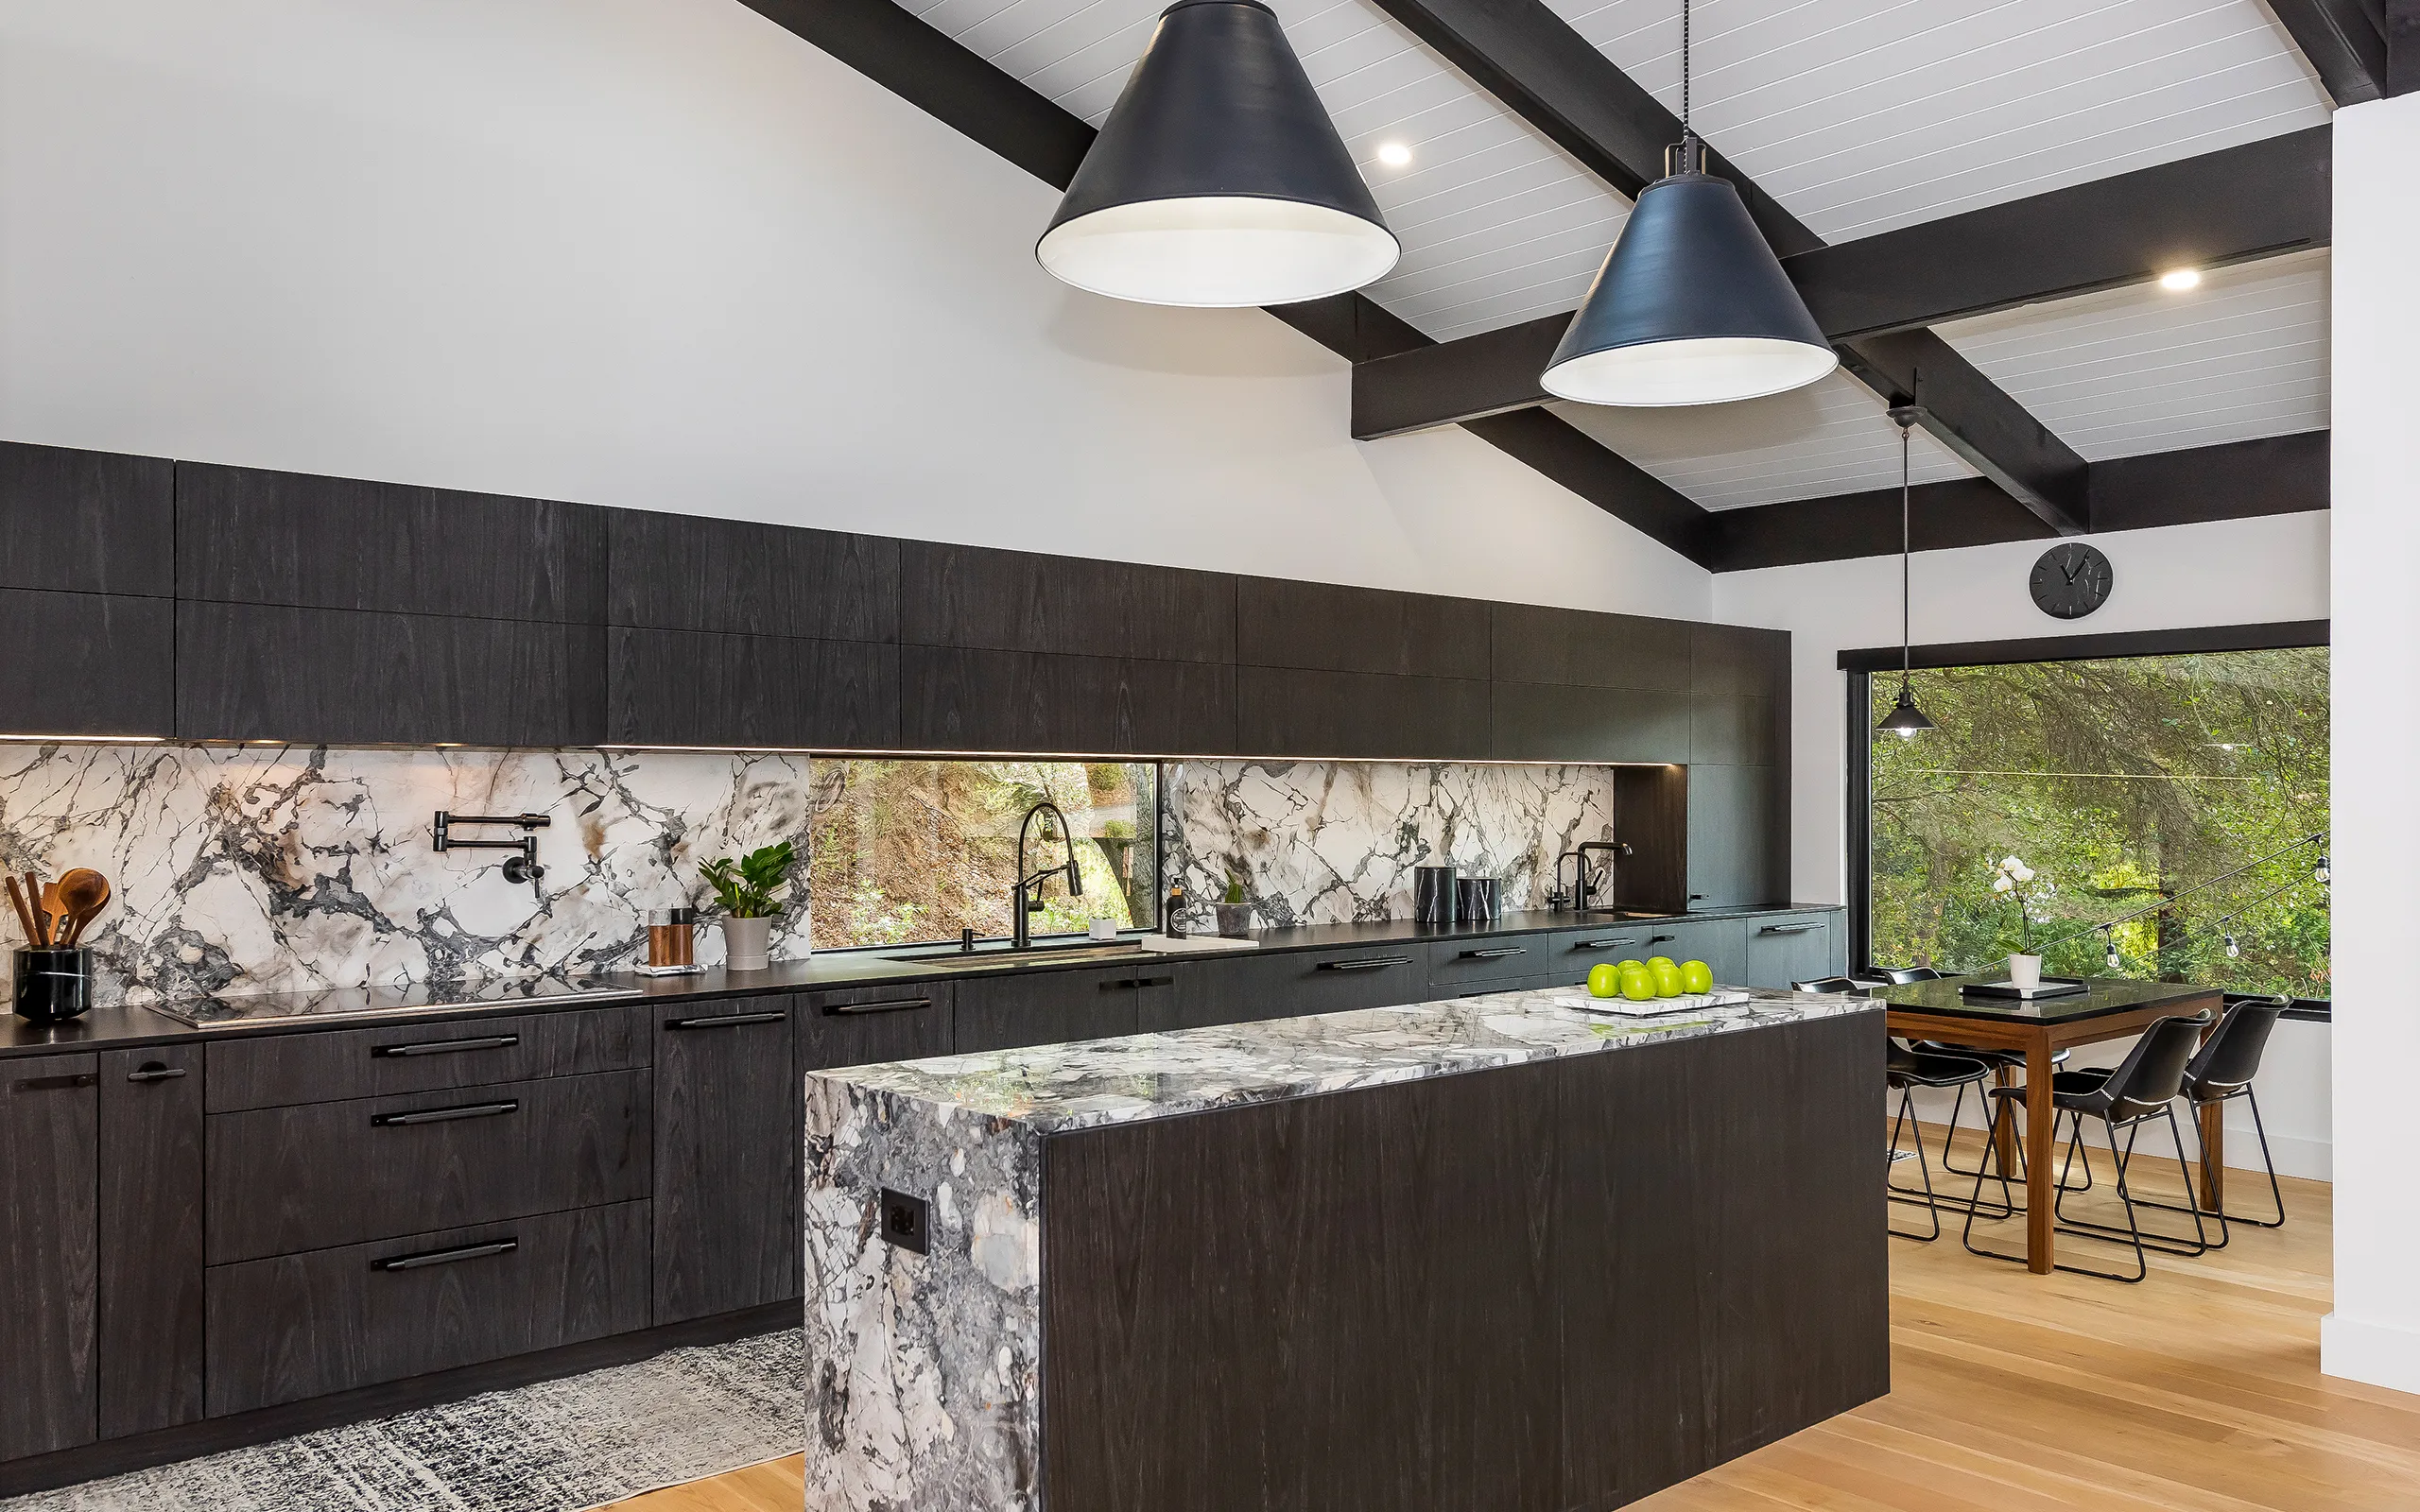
[13,948,94,1022]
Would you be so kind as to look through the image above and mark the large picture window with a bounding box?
[805,760,1160,952]
[1857,644,2328,999]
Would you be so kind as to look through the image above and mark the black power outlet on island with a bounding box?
[879,1189,930,1254]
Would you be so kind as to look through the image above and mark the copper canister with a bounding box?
[643,906,703,974]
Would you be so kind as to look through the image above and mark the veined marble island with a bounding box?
[803,987,1888,1512]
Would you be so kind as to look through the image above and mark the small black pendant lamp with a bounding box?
[1541,0,1836,405]
[1876,404,1937,739]
[1037,0,1400,307]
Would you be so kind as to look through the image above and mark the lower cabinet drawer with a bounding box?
[204,1201,651,1416]
[1170,946,1427,1030]
[1427,936,1547,985]
[206,1070,651,1263]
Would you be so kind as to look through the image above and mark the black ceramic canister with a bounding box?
[1457,875,1500,924]
[13,948,94,1022]
[1413,864,1459,924]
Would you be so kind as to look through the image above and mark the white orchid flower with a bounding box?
[2014,864,2035,883]
[1992,874,2014,892]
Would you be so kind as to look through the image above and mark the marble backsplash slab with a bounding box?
[0,745,1618,1005]
[1161,761,1616,928]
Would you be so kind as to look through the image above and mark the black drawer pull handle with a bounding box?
[11,1073,97,1092]
[126,1064,189,1083]
[666,1011,786,1030]
[1574,937,1639,951]
[372,1034,521,1059]
[1461,946,1528,960]
[1650,935,1676,945]
[1317,956,1411,972]
[1100,974,1180,991]
[372,1099,520,1127]
[1759,923,1820,936]
[825,998,932,1016]
[374,1238,519,1272]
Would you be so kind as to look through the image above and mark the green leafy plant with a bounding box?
[1224,872,1247,906]
[700,840,795,919]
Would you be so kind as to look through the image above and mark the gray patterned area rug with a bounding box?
[4,1330,804,1512]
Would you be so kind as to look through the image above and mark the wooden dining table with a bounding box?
[1876,975,2223,1274]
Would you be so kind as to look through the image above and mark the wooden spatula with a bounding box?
[57,869,110,948]
[5,876,37,946]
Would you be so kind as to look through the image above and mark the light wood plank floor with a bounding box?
[611,1124,2418,1512]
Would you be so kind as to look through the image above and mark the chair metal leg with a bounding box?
[1937,1074,2050,1183]
[2119,1088,2289,1242]
[2048,1108,2210,1263]
[1886,1084,1941,1243]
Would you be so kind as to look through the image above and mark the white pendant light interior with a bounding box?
[1540,335,1841,407]
[1037,196,1401,308]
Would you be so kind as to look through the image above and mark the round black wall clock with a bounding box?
[2029,541,2113,619]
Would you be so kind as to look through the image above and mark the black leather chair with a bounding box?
[1962,1009,2214,1281]
[2061,995,2290,1246]
[1885,963,2072,1177]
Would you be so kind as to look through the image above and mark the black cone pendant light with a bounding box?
[1037,0,1399,307]
[1876,405,1937,739]
[1541,0,1836,405]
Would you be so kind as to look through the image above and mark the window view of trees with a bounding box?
[1867,648,2328,998]
[805,761,1157,951]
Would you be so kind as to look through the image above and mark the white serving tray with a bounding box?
[1551,988,1750,1018]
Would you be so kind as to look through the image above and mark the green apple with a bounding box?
[1615,958,1645,975]
[1619,968,1657,1002]
[1651,959,1685,997]
[1647,954,1677,971]
[1587,963,1621,997]
[1680,959,1714,994]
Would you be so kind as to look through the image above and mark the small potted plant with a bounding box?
[1992,854,2054,989]
[1213,871,1254,939]
[700,840,795,971]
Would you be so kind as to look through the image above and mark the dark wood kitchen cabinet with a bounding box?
[1686,764,1786,909]
[1744,913,1836,989]
[175,600,606,746]
[98,1046,207,1439]
[652,997,801,1325]
[900,645,1236,756]
[955,966,1164,1053]
[174,462,607,624]
[608,627,898,749]
[0,590,174,737]
[0,1055,99,1461]
[0,441,174,597]
[1488,680,1694,763]
[1236,665,1491,761]
[1490,602,1693,690]
[1237,578,1490,680]
[796,983,955,1072]
[901,542,1235,666]
[607,509,898,643]
[1165,943,1426,1030]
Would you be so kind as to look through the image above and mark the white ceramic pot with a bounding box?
[2007,953,2043,990]
[721,916,772,972]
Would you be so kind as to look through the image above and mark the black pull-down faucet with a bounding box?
[1011,801,1084,950]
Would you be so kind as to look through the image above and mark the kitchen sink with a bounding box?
[874,941,1149,971]
[1582,908,1679,920]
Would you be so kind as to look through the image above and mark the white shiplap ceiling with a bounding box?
[1937,249,2330,462]
[896,0,2333,506]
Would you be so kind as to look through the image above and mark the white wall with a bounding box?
[2323,93,2420,1398]
[0,0,1708,620]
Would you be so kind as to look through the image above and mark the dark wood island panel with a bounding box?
[1040,1012,1887,1512]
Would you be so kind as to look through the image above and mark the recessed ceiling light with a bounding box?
[1375,141,1412,167]
[2159,267,2203,291]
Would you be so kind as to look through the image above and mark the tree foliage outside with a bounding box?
[1868,648,2328,998]
[805,761,1157,950]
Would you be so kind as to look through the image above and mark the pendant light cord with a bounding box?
[1682,0,1691,138]
[1900,416,1911,683]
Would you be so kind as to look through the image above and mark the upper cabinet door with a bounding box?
[1236,578,1490,680]
[1490,604,1692,692]
[606,510,898,643]
[176,602,606,746]
[0,442,173,598]
[0,590,173,738]
[900,543,1236,665]
[176,463,607,624]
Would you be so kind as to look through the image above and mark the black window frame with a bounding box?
[1841,619,2330,1010]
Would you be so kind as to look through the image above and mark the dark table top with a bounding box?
[1876,975,2220,1026]
[0,901,1849,1059]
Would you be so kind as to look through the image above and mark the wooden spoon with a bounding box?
[40,883,62,947]
[56,869,110,948]
[21,871,44,945]
[5,877,37,946]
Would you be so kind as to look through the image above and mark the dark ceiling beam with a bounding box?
[1710,430,2327,572]
[1834,332,2089,535]
[1363,0,1819,256]
[741,0,1717,563]
[1353,126,2333,438]
[2394,1,2420,95]
[1357,0,2093,532]
[2265,0,2389,104]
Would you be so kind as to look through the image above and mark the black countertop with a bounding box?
[1876,974,2220,1025]
[0,902,1846,1058]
